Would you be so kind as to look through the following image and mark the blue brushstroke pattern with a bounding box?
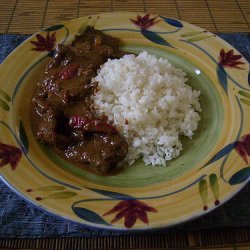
[48,49,55,57]
[101,28,181,34]
[72,206,110,225]
[43,24,64,32]
[220,96,244,183]
[160,16,183,28]
[217,63,228,94]
[180,40,250,91]
[89,188,134,200]
[141,30,174,48]
[19,120,28,153]
[73,175,206,203]
[229,167,250,185]
[139,175,206,200]
[0,121,81,190]
[202,142,237,168]
[12,56,48,103]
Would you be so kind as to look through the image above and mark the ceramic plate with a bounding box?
[0,12,250,231]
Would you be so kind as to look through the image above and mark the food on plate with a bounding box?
[93,51,201,166]
[31,26,201,174]
[31,26,128,174]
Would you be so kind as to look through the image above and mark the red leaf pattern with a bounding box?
[219,49,245,69]
[103,200,157,228]
[30,32,56,52]
[0,143,22,170]
[136,209,148,224]
[130,13,160,30]
[234,134,250,164]
[124,212,137,228]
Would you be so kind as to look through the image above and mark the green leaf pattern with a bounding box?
[0,89,11,111]
[239,90,250,106]
[209,174,219,200]
[46,191,77,199]
[37,186,66,191]
[199,179,208,209]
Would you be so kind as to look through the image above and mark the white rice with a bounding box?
[92,51,201,166]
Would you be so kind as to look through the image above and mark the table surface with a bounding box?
[0,1,250,249]
[0,0,249,34]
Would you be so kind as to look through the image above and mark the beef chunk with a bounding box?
[31,26,128,174]
[65,134,128,173]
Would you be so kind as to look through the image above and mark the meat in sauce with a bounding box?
[31,26,128,174]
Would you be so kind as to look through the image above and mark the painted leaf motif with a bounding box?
[43,25,64,32]
[238,90,250,98]
[160,16,183,28]
[202,142,236,168]
[141,30,174,48]
[229,167,250,185]
[30,32,56,52]
[186,35,212,42]
[181,31,203,37]
[240,98,250,106]
[37,186,66,191]
[130,14,160,30]
[0,143,22,170]
[72,206,109,225]
[0,99,9,111]
[219,49,244,69]
[209,174,219,200]
[46,191,77,199]
[0,89,11,102]
[217,64,228,94]
[19,120,28,153]
[199,179,208,205]
[89,188,134,200]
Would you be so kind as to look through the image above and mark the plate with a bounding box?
[0,12,249,231]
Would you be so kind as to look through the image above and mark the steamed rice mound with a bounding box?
[92,51,201,166]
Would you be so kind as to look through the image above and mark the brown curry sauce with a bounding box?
[31,26,128,174]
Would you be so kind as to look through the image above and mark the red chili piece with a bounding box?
[69,116,90,128]
[69,115,117,134]
[59,64,78,80]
